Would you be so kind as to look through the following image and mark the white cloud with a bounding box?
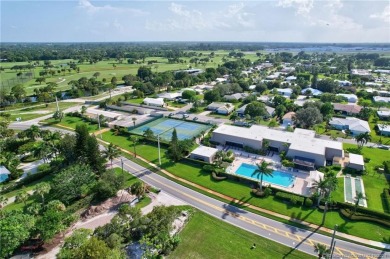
[78,0,147,16]
[277,0,314,16]
[370,5,390,22]
[146,2,254,31]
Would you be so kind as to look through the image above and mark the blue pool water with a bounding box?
[0,174,9,183]
[235,163,295,188]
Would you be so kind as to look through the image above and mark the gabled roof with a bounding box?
[377,124,390,133]
[143,98,165,105]
[329,117,370,132]
[301,88,323,96]
[336,93,358,100]
[282,112,296,120]
[333,103,362,114]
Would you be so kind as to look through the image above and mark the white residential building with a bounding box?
[329,117,371,136]
[143,98,165,107]
[157,92,181,100]
[336,94,358,103]
[373,96,390,103]
[276,88,293,97]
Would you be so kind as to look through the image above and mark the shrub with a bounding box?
[332,165,341,171]
[38,163,51,173]
[202,165,214,172]
[243,146,262,155]
[340,208,390,228]
[383,161,390,174]
[281,159,294,168]
[383,189,390,213]
[275,191,304,206]
[264,186,272,197]
[304,198,313,207]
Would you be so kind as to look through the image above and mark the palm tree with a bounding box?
[130,136,139,158]
[132,117,137,128]
[35,182,51,205]
[80,105,87,115]
[104,143,120,167]
[314,243,330,259]
[25,125,41,141]
[15,191,29,206]
[312,176,327,207]
[355,132,371,149]
[0,196,8,208]
[354,192,367,213]
[251,161,273,192]
[321,176,338,225]
[214,150,225,167]
[131,181,146,199]
[33,142,52,163]
[378,122,389,143]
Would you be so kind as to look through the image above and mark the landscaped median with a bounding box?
[101,130,390,244]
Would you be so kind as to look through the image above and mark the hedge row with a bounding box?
[384,161,390,174]
[340,209,390,228]
[212,172,227,181]
[336,201,390,222]
[275,191,305,206]
[383,189,390,214]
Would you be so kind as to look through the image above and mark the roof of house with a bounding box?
[276,88,293,94]
[207,102,230,109]
[249,85,256,90]
[282,112,296,120]
[377,124,390,133]
[301,88,323,96]
[286,76,297,81]
[329,117,371,133]
[237,104,274,115]
[349,153,364,166]
[336,93,358,100]
[190,146,219,158]
[333,103,362,114]
[157,92,181,99]
[217,105,234,112]
[212,124,342,155]
[223,93,248,100]
[143,98,165,105]
[377,110,390,117]
[373,96,390,103]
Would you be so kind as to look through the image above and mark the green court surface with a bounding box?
[129,117,211,141]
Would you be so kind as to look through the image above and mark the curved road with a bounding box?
[9,122,388,258]
[117,156,387,258]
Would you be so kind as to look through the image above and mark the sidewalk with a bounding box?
[99,139,390,250]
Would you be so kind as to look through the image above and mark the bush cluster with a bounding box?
[275,191,304,206]
[383,189,390,213]
[383,161,390,174]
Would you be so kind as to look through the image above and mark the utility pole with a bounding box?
[157,134,161,166]
[55,96,59,112]
[329,224,338,258]
[121,158,124,174]
[97,114,102,139]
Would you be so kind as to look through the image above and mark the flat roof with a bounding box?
[349,153,364,166]
[213,124,342,152]
[190,146,219,158]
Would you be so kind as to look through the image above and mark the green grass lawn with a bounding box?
[43,115,102,132]
[170,209,313,259]
[112,167,140,189]
[102,130,390,242]
[166,101,187,108]
[343,143,390,213]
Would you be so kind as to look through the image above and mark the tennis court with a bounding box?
[130,117,212,141]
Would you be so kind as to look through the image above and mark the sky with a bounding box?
[1,0,390,43]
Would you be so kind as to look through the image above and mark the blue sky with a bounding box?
[1,0,390,42]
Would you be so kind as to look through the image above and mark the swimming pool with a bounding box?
[235,163,295,188]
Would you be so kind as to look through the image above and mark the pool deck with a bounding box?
[220,146,313,197]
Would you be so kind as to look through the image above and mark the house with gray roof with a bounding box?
[329,117,370,136]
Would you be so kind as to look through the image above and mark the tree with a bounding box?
[132,117,137,128]
[378,122,389,142]
[169,128,181,161]
[93,72,100,78]
[81,105,87,115]
[50,164,96,204]
[275,105,286,119]
[59,133,77,164]
[0,210,35,258]
[204,89,221,103]
[316,79,338,93]
[53,110,64,122]
[355,132,371,149]
[314,243,330,259]
[137,66,153,80]
[35,182,51,205]
[131,181,146,199]
[95,170,125,199]
[86,135,106,173]
[33,142,52,163]
[0,195,8,208]
[294,107,323,128]
[245,101,267,119]
[321,176,338,225]
[25,124,41,141]
[181,90,196,100]
[104,143,120,168]
[35,206,67,241]
[143,128,155,141]
[251,161,273,192]
[312,176,328,207]
[130,135,139,158]
[11,84,26,102]
[320,102,334,121]
[15,190,29,206]
[354,192,367,213]
[58,229,93,259]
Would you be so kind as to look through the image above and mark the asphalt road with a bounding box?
[9,119,388,258]
[116,156,388,258]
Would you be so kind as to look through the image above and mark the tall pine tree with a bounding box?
[169,128,181,161]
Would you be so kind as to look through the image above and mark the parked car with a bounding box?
[193,117,198,121]
[168,113,174,117]
[183,114,189,118]
[377,144,390,150]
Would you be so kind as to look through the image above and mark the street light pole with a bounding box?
[330,224,338,258]
[97,114,102,139]
[121,158,124,174]
[158,134,161,166]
